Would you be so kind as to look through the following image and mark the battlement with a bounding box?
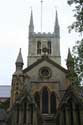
[32,32,55,38]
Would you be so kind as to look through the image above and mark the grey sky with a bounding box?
[0,0,79,85]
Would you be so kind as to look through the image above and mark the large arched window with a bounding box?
[42,87,48,113]
[37,41,41,54]
[50,92,56,114]
[48,41,51,54]
[34,92,40,109]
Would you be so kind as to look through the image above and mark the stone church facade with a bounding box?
[6,10,83,125]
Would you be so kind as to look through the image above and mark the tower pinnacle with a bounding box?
[41,0,43,32]
[15,48,24,71]
[29,9,34,37]
[30,10,34,27]
[55,11,59,26]
[66,48,74,70]
[54,10,60,37]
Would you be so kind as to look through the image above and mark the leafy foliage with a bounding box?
[67,0,83,85]
[72,39,83,85]
[67,0,83,33]
[0,99,10,111]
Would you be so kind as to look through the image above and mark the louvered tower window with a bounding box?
[48,41,51,54]
[37,41,41,54]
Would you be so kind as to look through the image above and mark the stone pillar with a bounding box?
[33,109,37,125]
[65,107,71,125]
[76,106,81,125]
[26,104,30,125]
[12,110,15,125]
[19,106,23,125]
[27,106,31,125]
[59,112,64,125]
[73,105,77,125]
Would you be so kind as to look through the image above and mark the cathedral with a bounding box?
[0,9,83,125]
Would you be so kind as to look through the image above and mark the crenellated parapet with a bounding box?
[33,32,54,38]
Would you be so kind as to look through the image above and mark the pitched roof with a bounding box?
[23,56,67,73]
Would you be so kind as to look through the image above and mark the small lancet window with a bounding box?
[37,41,41,54]
[50,92,56,114]
[48,41,51,54]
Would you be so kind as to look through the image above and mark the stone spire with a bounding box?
[66,48,74,70]
[29,10,34,37]
[15,48,24,71]
[54,10,60,38]
[66,49,77,84]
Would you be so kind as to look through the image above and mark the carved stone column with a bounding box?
[65,106,71,125]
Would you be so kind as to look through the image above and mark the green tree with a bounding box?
[72,39,83,85]
[0,99,10,110]
[67,0,83,33]
[67,0,83,85]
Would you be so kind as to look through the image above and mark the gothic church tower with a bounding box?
[28,10,61,66]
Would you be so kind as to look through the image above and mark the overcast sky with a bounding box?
[0,0,80,85]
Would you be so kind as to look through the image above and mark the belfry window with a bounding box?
[34,92,40,109]
[50,92,56,114]
[37,41,41,54]
[48,41,51,54]
[42,87,48,113]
